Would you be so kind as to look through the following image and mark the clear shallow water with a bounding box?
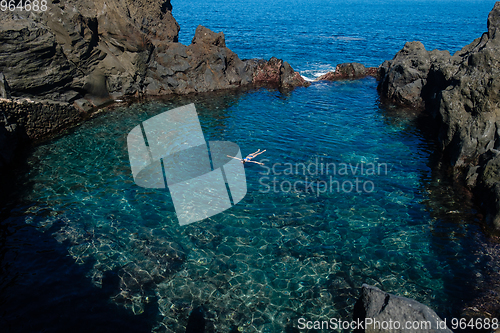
[1,81,491,332]
[1,1,499,332]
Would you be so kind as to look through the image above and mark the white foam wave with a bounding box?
[299,67,336,82]
[313,72,329,77]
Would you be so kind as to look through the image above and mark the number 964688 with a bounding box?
[1,0,48,12]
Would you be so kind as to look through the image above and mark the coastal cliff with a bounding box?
[379,2,500,232]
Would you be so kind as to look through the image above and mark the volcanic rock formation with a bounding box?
[316,63,378,81]
[378,2,500,231]
[0,0,307,103]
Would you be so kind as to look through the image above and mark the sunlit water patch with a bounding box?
[6,79,489,332]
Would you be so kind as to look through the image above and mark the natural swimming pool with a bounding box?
[1,79,490,331]
[2,0,499,331]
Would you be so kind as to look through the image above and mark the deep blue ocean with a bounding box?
[1,1,499,332]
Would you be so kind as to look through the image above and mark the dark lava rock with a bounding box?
[0,0,307,173]
[378,2,500,230]
[0,1,306,102]
[251,57,310,88]
[145,25,252,95]
[378,42,451,109]
[191,25,226,47]
[0,18,76,101]
[145,27,308,95]
[316,62,379,81]
[353,284,452,333]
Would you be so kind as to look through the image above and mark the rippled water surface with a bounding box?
[1,1,499,332]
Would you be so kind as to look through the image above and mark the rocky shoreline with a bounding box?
[377,2,500,234]
[0,0,308,174]
[2,0,500,331]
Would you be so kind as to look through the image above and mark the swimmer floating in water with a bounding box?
[227,149,266,165]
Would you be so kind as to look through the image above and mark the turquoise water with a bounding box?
[2,1,499,332]
[4,81,487,332]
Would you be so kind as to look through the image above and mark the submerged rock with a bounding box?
[353,284,452,333]
[378,2,500,231]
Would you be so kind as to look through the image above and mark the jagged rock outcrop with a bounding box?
[145,25,253,95]
[0,0,180,102]
[0,1,306,103]
[378,42,451,109]
[316,63,379,81]
[353,285,452,333]
[144,27,308,95]
[250,56,309,87]
[378,2,500,230]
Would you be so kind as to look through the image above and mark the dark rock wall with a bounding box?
[0,0,179,101]
[378,41,451,109]
[0,1,307,102]
[3,100,81,141]
[378,2,500,230]
[0,99,80,165]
